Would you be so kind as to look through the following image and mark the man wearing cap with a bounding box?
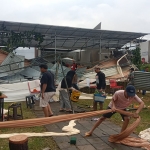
[85,85,144,136]
[127,68,134,85]
[93,65,106,110]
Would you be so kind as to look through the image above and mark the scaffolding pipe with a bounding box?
[99,34,102,61]
[55,33,57,63]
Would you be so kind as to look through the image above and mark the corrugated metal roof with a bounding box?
[0,20,148,49]
[0,70,8,77]
[31,57,48,65]
[0,53,24,74]
[1,53,24,65]
[134,71,150,90]
[31,66,40,71]
[102,67,118,77]
[47,62,54,68]
[20,67,41,79]
[0,73,24,81]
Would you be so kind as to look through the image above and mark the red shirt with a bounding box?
[71,63,77,71]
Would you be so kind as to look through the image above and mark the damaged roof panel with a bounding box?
[0,21,148,49]
[20,67,41,79]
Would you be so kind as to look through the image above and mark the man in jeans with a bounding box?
[39,64,56,117]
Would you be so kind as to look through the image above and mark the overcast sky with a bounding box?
[1,0,150,58]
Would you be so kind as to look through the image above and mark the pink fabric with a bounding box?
[108,90,142,109]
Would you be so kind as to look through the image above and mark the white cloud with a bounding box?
[0,0,149,34]
[1,0,149,59]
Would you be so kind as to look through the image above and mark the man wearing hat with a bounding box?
[85,85,144,136]
[93,65,106,110]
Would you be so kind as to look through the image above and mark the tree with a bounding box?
[131,46,141,69]
[0,25,45,52]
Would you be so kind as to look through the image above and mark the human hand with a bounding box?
[111,106,116,112]
[42,93,44,99]
[74,89,80,92]
[132,113,139,118]
[99,89,103,92]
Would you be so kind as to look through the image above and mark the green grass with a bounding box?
[75,93,150,134]
[1,93,149,149]
[0,102,59,150]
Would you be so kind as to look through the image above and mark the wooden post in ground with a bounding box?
[9,135,28,150]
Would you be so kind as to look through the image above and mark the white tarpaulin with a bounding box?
[0,80,40,102]
[0,79,110,102]
[139,128,150,141]
[0,80,59,102]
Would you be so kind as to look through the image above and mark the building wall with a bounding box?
[35,48,111,66]
[35,48,41,57]
[140,41,149,63]
[78,48,110,65]
[148,41,150,63]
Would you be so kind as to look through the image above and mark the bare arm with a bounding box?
[70,87,78,91]
[111,99,116,112]
[136,101,144,114]
[132,101,144,118]
[41,84,47,98]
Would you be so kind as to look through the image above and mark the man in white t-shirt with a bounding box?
[85,85,144,136]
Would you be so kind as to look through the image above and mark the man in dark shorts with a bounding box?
[85,85,144,136]
[93,65,106,110]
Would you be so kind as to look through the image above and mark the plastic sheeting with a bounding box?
[0,80,40,102]
[139,128,150,142]
[0,79,111,102]
[0,120,80,138]
[78,78,110,89]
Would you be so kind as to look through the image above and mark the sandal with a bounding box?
[59,109,65,112]
[85,132,92,137]
[66,110,73,113]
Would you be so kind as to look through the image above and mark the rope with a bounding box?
[0,109,149,149]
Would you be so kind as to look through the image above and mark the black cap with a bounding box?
[126,85,136,97]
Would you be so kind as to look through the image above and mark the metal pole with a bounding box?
[80,49,81,61]
[55,32,57,63]
[99,35,102,61]
[59,55,74,114]
[55,61,59,85]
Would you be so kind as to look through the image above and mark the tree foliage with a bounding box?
[0,24,45,52]
[131,47,141,69]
